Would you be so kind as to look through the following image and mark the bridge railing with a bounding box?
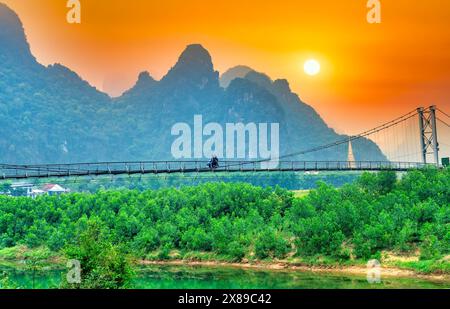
[0,160,433,180]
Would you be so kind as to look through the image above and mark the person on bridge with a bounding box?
[208,155,219,169]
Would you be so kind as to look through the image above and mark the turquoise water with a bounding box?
[1,265,448,289]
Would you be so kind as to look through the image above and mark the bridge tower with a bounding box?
[417,106,439,166]
[347,138,356,168]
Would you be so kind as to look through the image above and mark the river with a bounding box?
[1,265,448,289]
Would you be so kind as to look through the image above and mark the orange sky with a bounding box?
[2,0,450,135]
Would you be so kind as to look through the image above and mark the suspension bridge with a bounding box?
[1,105,449,180]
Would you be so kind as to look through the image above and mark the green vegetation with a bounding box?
[393,260,450,275]
[0,182,11,194]
[62,222,134,289]
[0,271,18,289]
[0,168,448,276]
[1,172,361,194]
[0,245,56,262]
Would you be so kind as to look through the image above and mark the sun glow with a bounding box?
[304,59,321,76]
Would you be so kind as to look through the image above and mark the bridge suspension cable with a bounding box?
[435,107,450,160]
[437,118,450,128]
[221,109,420,168]
[1,106,446,180]
[436,107,450,119]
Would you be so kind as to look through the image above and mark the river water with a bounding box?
[1,265,448,289]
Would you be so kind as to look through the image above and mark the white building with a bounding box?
[7,183,69,197]
[30,189,45,199]
[10,183,34,197]
[42,184,69,196]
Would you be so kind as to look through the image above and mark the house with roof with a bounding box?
[10,182,34,197]
[30,189,46,199]
[2,182,69,197]
[42,184,69,196]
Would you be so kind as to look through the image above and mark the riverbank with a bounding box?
[3,261,448,290]
[1,245,448,283]
[140,259,450,283]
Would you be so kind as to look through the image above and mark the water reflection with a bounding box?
[1,264,448,289]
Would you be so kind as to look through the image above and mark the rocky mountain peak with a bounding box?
[0,3,35,64]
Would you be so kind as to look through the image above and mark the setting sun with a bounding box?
[304,59,321,76]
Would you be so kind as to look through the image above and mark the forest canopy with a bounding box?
[0,168,448,264]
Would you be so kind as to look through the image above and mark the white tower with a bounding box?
[348,139,356,168]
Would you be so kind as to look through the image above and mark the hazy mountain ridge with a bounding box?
[219,65,253,88]
[0,3,386,164]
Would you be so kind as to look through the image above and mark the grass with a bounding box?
[392,260,450,275]
[291,190,310,198]
[145,250,243,263]
[0,246,61,266]
[0,245,28,260]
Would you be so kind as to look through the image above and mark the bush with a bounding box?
[225,241,246,262]
[420,235,442,260]
[133,227,159,255]
[63,221,134,289]
[294,213,345,258]
[157,243,172,260]
[395,220,417,252]
[358,171,397,195]
[254,229,290,259]
[0,169,447,270]
[180,227,212,251]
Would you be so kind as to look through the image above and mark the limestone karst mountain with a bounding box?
[0,3,386,164]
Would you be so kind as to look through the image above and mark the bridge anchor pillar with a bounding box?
[418,106,440,166]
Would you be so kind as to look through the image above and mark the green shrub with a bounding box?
[0,169,447,270]
[420,235,442,260]
[225,241,246,262]
[63,221,135,289]
[132,227,159,255]
[157,243,172,260]
[254,229,290,259]
[294,213,345,258]
[180,227,212,251]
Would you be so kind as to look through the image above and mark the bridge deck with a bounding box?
[0,161,431,180]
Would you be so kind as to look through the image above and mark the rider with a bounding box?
[208,155,219,169]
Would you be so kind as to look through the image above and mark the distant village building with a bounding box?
[4,182,69,197]
[10,182,34,197]
[30,189,45,199]
[41,184,69,196]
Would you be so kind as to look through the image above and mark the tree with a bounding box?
[180,227,212,251]
[132,227,159,256]
[0,182,12,194]
[376,171,397,195]
[358,171,397,195]
[0,169,447,273]
[63,221,135,289]
[254,228,290,259]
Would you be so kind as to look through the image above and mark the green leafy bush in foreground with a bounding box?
[62,221,134,289]
[0,168,448,265]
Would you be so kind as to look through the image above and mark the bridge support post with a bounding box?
[418,106,440,166]
[417,108,426,164]
[430,106,439,167]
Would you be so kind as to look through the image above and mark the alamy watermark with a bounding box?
[367,259,382,284]
[66,259,81,284]
[66,0,81,24]
[367,0,381,24]
[66,1,380,25]
[171,115,280,169]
